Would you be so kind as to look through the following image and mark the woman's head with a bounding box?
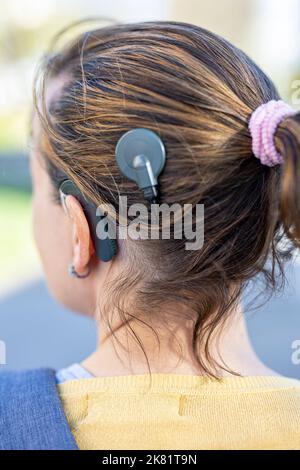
[31,21,300,375]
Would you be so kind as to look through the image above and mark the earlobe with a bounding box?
[68,263,92,279]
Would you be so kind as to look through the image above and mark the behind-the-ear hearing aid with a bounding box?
[59,179,117,262]
[59,128,166,262]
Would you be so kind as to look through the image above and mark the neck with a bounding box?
[82,301,278,378]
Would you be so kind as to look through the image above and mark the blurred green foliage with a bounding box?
[0,187,39,290]
[0,187,31,261]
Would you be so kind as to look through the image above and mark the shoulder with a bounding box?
[0,367,57,390]
[257,376,300,449]
[273,376,300,403]
[0,368,78,450]
[0,368,59,402]
[242,375,300,398]
[244,376,300,445]
[270,375,300,390]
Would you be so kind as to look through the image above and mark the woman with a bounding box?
[2,20,300,450]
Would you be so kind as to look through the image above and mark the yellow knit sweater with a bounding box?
[58,373,300,450]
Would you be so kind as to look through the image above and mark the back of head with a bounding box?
[34,21,300,376]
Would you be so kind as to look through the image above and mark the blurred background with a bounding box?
[0,0,300,377]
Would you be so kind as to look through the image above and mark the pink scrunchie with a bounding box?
[249,100,296,167]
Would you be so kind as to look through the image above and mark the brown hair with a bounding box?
[33,20,300,376]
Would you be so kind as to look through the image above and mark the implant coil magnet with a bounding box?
[115,128,166,203]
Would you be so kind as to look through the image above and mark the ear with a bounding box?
[64,195,95,275]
